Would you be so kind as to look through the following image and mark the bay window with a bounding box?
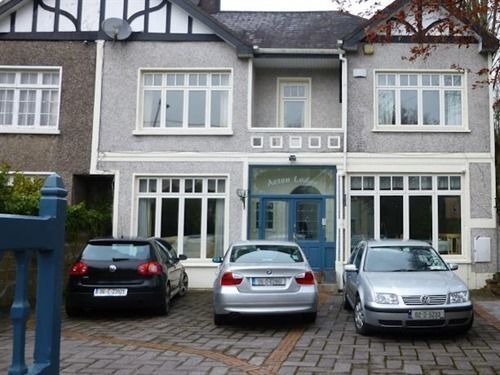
[140,70,231,131]
[136,177,227,259]
[375,72,466,130]
[0,68,61,133]
[349,175,462,255]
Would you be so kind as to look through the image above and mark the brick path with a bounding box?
[1,291,499,374]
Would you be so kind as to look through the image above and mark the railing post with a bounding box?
[8,250,32,375]
[30,174,67,375]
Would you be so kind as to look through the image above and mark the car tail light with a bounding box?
[220,272,243,286]
[137,261,163,276]
[69,261,88,276]
[295,271,315,285]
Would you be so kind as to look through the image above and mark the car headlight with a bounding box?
[375,293,399,305]
[449,291,469,304]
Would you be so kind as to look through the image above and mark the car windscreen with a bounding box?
[81,243,151,261]
[230,245,304,263]
[364,246,448,272]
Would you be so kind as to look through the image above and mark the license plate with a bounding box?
[252,277,286,286]
[93,288,128,297]
[410,310,445,320]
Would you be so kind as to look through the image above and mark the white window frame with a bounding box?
[373,70,469,132]
[308,136,321,149]
[135,68,234,135]
[0,66,62,134]
[270,135,283,149]
[348,174,464,259]
[251,136,264,148]
[133,175,229,262]
[327,136,341,149]
[276,77,312,129]
[289,135,302,149]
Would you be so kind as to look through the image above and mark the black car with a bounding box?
[65,237,188,316]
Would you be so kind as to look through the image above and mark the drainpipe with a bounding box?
[90,40,105,175]
[337,45,348,287]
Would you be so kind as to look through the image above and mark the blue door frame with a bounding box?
[248,165,336,273]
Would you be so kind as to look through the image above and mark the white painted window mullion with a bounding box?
[201,196,208,260]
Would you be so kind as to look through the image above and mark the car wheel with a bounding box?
[214,313,226,326]
[157,283,171,316]
[354,297,370,335]
[343,289,352,310]
[178,273,189,297]
[303,312,317,323]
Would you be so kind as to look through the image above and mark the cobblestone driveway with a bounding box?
[1,291,499,374]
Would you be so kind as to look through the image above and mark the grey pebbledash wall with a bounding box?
[347,44,491,153]
[253,68,341,129]
[0,41,96,201]
[471,228,498,273]
[99,41,343,155]
[100,41,248,153]
[104,160,244,243]
[469,163,493,219]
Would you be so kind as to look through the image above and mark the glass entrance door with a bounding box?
[293,200,324,270]
[255,198,326,270]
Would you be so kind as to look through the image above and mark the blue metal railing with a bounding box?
[0,174,67,375]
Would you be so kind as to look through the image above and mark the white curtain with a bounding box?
[214,199,225,256]
[138,198,155,237]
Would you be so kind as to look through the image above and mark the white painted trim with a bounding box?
[251,136,263,148]
[289,135,302,149]
[327,136,341,149]
[372,69,469,132]
[112,170,120,237]
[247,127,344,133]
[131,173,230,259]
[487,53,497,222]
[276,77,312,129]
[372,128,471,133]
[135,67,234,132]
[90,40,104,174]
[269,136,283,149]
[307,136,321,149]
[241,159,249,240]
[132,129,233,136]
[0,66,63,131]
[254,48,341,55]
[99,151,492,163]
[0,127,60,135]
[247,59,253,129]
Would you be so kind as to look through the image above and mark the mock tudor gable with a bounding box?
[0,0,252,55]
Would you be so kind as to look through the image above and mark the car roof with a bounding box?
[230,240,300,247]
[88,237,153,244]
[366,239,433,247]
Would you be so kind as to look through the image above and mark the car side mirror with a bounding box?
[344,264,358,272]
[448,263,459,271]
[212,256,223,264]
[178,254,187,261]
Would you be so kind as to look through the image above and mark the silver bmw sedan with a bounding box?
[212,241,318,325]
[343,239,473,334]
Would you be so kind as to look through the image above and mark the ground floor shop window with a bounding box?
[349,175,462,254]
[136,177,227,259]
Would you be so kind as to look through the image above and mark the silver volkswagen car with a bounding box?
[343,240,473,334]
[212,241,318,325]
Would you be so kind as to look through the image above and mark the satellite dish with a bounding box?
[101,18,132,41]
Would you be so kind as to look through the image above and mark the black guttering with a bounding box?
[170,0,253,57]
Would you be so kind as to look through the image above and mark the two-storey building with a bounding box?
[0,0,497,289]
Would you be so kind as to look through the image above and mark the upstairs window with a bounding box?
[140,70,231,130]
[375,72,466,130]
[278,78,311,128]
[0,68,61,133]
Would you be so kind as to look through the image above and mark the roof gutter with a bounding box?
[253,47,341,55]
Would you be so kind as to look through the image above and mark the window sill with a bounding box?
[133,129,233,136]
[372,126,470,133]
[249,127,343,133]
[0,127,60,135]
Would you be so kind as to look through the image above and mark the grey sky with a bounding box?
[221,0,391,15]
